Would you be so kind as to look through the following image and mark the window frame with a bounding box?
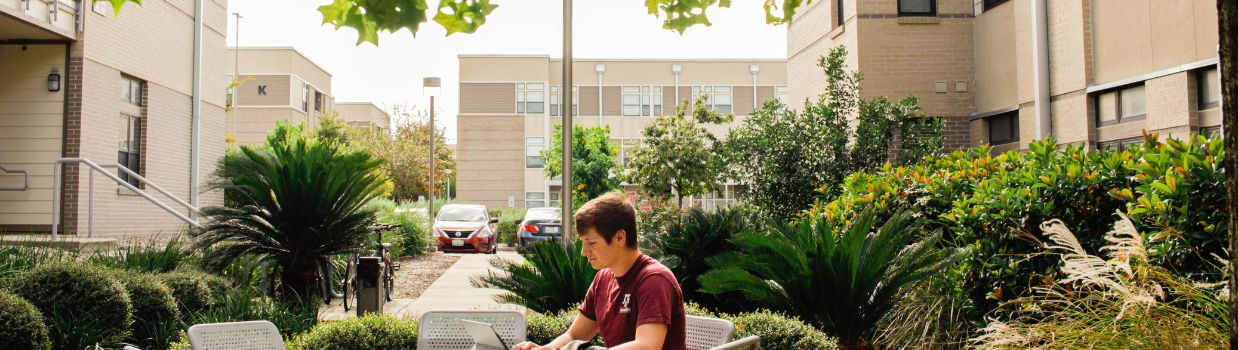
[121,75,143,106]
[836,0,845,27]
[117,113,142,187]
[897,0,937,17]
[691,86,731,114]
[526,136,545,168]
[621,86,662,117]
[302,83,309,112]
[1095,83,1148,128]
[1198,67,1220,111]
[982,0,1009,12]
[550,86,579,117]
[1097,136,1144,152]
[516,82,546,115]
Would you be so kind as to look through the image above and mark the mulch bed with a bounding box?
[391,253,461,299]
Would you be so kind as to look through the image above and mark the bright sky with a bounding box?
[224,0,788,142]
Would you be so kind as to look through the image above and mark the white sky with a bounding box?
[224,0,788,142]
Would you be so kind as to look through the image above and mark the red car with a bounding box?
[434,204,499,254]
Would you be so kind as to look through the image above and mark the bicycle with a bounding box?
[343,223,402,311]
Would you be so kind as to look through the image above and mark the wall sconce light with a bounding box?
[48,68,61,92]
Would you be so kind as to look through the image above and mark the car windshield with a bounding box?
[526,209,561,221]
[437,206,486,222]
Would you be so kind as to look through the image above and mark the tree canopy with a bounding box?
[625,96,732,207]
[541,124,622,210]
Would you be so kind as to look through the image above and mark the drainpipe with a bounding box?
[188,0,203,222]
[750,64,759,111]
[1031,0,1051,140]
[672,64,681,105]
[595,64,604,123]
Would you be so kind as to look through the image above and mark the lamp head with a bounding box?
[749,64,760,73]
[595,64,605,74]
[671,64,682,74]
[47,68,60,92]
[423,77,441,97]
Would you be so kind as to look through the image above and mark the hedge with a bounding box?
[0,291,49,350]
[10,262,132,349]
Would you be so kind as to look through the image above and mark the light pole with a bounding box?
[443,168,453,200]
[561,0,574,251]
[231,13,242,138]
[424,77,441,220]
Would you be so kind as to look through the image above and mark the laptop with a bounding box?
[460,319,511,350]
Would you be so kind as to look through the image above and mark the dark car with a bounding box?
[516,207,563,249]
[434,204,499,254]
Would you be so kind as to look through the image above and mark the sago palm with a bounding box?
[193,136,387,300]
[699,209,962,349]
[471,240,596,314]
[645,206,758,313]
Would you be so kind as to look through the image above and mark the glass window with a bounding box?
[437,206,487,222]
[303,83,309,112]
[1200,68,1220,110]
[1097,92,1118,125]
[527,137,544,144]
[528,83,544,90]
[1121,85,1146,117]
[623,86,640,93]
[714,86,731,93]
[642,94,651,116]
[692,86,700,93]
[527,91,544,113]
[550,192,560,200]
[623,94,641,116]
[117,113,141,187]
[898,0,935,16]
[713,94,732,114]
[517,83,525,90]
[551,86,559,93]
[653,86,661,93]
[526,192,546,200]
[983,0,1009,11]
[550,94,559,116]
[121,75,142,106]
[527,201,546,208]
[526,145,544,168]
[988,112,1018,145]
[775,86,789,105]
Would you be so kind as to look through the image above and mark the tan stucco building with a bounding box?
[787,0,1221,153]
[226,47,390,144]
[457,55,787,209]
[0,0,229,236]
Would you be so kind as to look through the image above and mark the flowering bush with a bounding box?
[631,191,683,239]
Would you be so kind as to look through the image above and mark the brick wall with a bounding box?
[457,114,524,208]
[1049,90,1091,146]
[1144,71,1194,138]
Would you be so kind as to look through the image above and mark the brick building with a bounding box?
[0,0,229,236]
[786,0,1221,153]
[226,47,389,145]
[456,56,787,209]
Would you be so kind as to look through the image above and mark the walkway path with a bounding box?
[320,251,526,320]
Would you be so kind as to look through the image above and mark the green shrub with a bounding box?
[0,241,75,282]
[113,272,179,350]
[11,262,132,349]
[287,314,417,350]
[88,235,194,273]
[160,272,214,314]
[525,308,602,346]
[810,134,1227,330]
[727,310,839,350]
[0,291,50,350]
[645,206,759,314]
[496,208,527,247]
[470,240,596,314]
[379,207,435,257]
[632,191,684,238]
[194,288,320,338]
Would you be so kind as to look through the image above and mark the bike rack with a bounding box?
[50,158,201,240]
[0,165,28,191]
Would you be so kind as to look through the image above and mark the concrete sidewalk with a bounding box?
[321,251,526,320]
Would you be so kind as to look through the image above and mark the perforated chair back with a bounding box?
[186,320,285,350]
[418,310,527,350]
[685,315,736,350]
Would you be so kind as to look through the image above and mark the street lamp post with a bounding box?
[231,13,242,138]
[443,168,453,200]
[561,0,574,251]
[424,77,441,220]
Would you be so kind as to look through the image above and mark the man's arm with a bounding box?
[602,322,668,350]
[511,314,600,350]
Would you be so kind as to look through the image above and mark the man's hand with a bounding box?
[510,341,555,350]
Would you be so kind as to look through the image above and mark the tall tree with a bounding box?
[1219,0,1236,345]
[349,103,455,202]
[725,46,943,220]
[540,124,622,210]
[626,96,732,207]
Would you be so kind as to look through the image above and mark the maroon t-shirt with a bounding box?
[579,254,686,350]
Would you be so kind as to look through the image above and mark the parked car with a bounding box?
[515,207,563,249]
[433,204,499,254]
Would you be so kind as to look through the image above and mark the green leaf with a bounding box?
[95,0,141,18]
[434,0,498,36]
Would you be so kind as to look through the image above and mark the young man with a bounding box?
[511,191,686,350]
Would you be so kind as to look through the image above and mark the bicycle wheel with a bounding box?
[343,255,357,311]
[383,253,395,301]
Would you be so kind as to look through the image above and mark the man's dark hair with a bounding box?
[574,191,638,248]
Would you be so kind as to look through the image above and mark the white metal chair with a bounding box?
[418,310,527,350]
[186,320,285,350]
[685,315,761,350]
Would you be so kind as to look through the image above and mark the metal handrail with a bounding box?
[0,165,28,191]
[51,158,201,240]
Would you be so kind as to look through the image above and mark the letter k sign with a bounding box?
[258,85,267,95]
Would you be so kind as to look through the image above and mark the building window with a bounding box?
[1096,84,1147,127]
[302,83,309,112]
[775,86,788,105]
[1202,125,1222,138]
[1098,136,1144,152]
[225,75,234,109]
[527,136,545,168]
[517,83,546,114]
[988,112,1019,145]
[121,75,142,106]
[835,0,844,27]
[526,192,546,208]
[117,113,142,187]
[550,192,560,208]
[692,86,732,114]
[315,91,324,112]
[1199,68,1220,111]
[622,86,662,116]
[898,0,936,16]
[983,0,1009,11]
[550,86,578,117]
